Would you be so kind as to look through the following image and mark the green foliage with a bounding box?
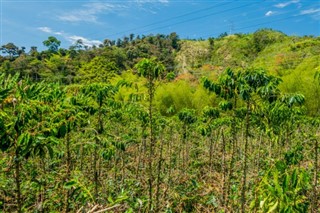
[284,143,304,166]
[0,30,319,212]
[175,40,210,70]
[156,80,215,116]
[63,175,94,204]
[43,36,61,52]
[252,29,285,53]
[134,57,165,81]
[252,162,310,212]
[203,68,240,106]
[178,108,197,125]
[0,43,20,58]
[77,56,119,83]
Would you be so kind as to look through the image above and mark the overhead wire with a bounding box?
[59,0,316,42]
[18,0,315,45]
[91,0,313,40]
[202,11,313,38]
[86,0,238,38]
[132,1,262,36]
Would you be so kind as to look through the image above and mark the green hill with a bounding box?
[1,29,320,212]
[175,29,320,114]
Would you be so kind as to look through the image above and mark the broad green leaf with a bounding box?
[267,201,278,213]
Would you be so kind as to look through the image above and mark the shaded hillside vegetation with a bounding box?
[0,29,320,212]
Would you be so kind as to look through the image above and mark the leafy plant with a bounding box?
[252,161,310,212]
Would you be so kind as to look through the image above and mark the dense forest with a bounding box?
[0,29,319,212]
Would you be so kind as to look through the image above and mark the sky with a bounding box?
[1,0,320,50]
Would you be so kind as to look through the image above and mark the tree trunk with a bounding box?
[155,131,164,212]
[312,138,318,212]
[64,130,71,213]
[227,117,237,209]
[164,127,173,201]
[15,151,22,213]
[40,158,47,213]
[241,101,250,213]
[209,132,214,173]
[221,130,227,208]
[135,136,143,180]
[148,79,154,212]
[93,138,99,201]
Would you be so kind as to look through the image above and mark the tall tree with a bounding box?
[43,36,61,53]
[0,43,19,59]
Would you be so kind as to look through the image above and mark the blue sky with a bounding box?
[1,0,319,50]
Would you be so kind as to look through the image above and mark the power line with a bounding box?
[235,13,312,31]
[201,8,314,38]
[88,0,318,41]
[131,1,261,37]
[86,0,238,39]
[91,0,312,41]
[37,0,313,45]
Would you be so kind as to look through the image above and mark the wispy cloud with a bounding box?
[58,2,126,23]
[38,27,53,33]
[37,26,102,47]
[275,0,299,8]
[300,8,320,15]
[133,0,169,15]
[135,0,169,3]
[38,27,64,36]
[66,35,102,47]
[265,11,274,16]
[58,1,169,23]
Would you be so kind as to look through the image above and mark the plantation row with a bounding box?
[0,59,319,212]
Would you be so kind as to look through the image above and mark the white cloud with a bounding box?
[133,0,169,4]
[300,8,320,15]
[58,2,125,23]
[135,0,169,3]
[58,1,168,23]
[38,27,52,33]
[37,27,102,47]
[133,0,169,15]
[66,35,102,47]
[275,0,299,8]
[265,11,274,16]
[38,27,64,36]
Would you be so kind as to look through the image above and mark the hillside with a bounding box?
[1,29,320,116]
[1,29,320,212]
[175,29,320,114]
